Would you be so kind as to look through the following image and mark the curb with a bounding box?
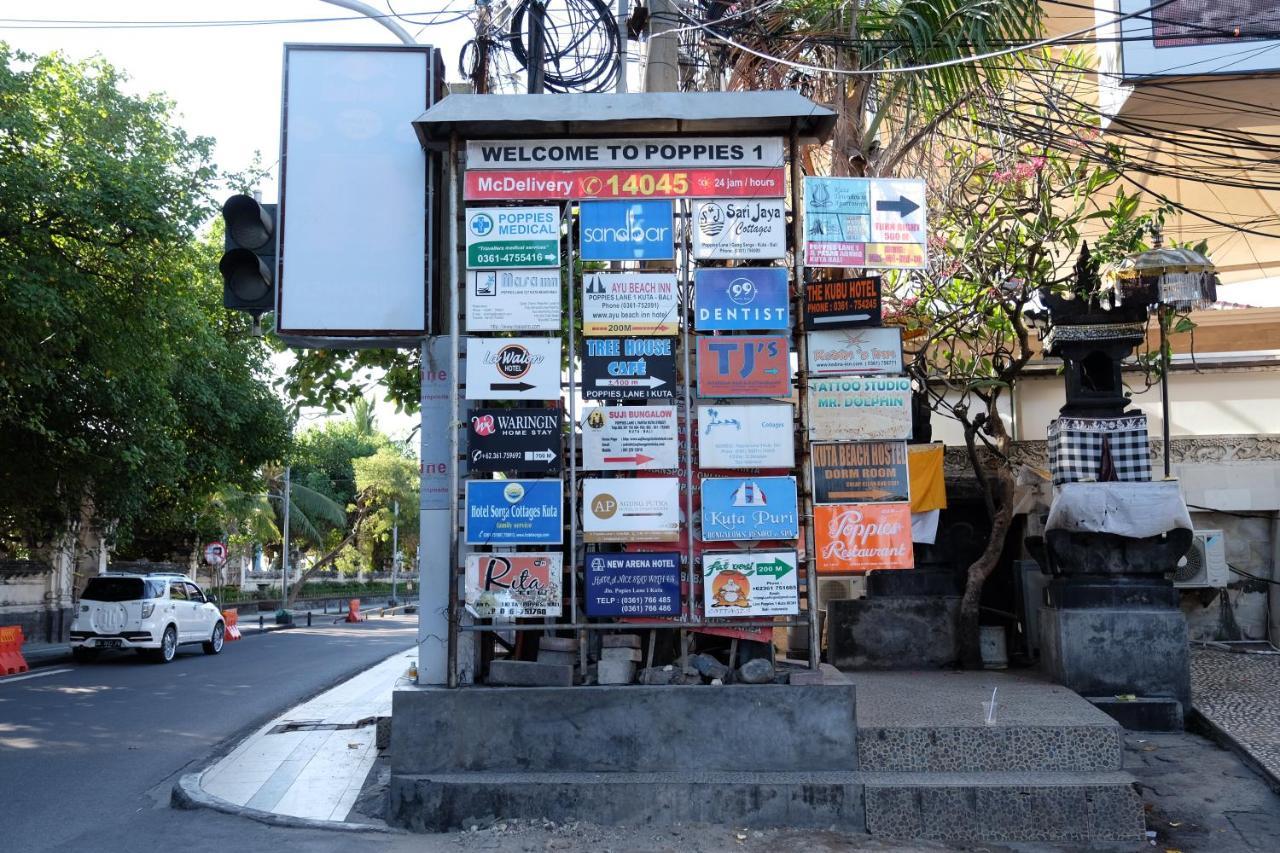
[1188,706,1280,794]
[171,771,400,834]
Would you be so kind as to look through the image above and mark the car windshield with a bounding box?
[81,577,163,602]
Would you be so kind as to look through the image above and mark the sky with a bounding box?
[0,1,479,443]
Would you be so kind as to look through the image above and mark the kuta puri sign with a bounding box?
[814,502,914,573]
[465,337,561,400]
[465,206,560,268]
[583,478,680,542]
[465,553,563,618]
[700,476,799,542]
[807,376,913,440]
[702,551,799,618]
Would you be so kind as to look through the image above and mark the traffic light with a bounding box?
[220,194,276,316]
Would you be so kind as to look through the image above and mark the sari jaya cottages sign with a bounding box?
[465,206,561,268]
[582,272,679,336]
[807,376,913,440]
[692,199,787,259]
[581,405,679,470]
[465,553,563,618]
[811,441,909,503]
[814,502,914,573]
[702,551,799,618]
[583,478,680,543]
[466,269,561,332]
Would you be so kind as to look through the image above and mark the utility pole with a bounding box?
[644,0,679,93]
[391,499,400,605]
[616,0,629,93]
[527,0,548,94]
[281,466,291,607]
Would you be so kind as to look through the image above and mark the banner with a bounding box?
[803,276,882,329]
[465,553,563,618]
[466,269,561,332]
[582,272,678,336]
[697,404,794,469]
[581,405,678,470]
[466,137,785,170]
[465,480,563,546]
[700,476,799,542]
[465,206,560,268]
[803,177,926,270]
[692,199,787,259]
[806,327,904,376]
[582,337,677,400]
[702,551,799,618]
[811,441,909,504]
[578,199,675,261]
[696,336,790,398]
[583,478,680,542]
[464,337,562,401]
[465,168,787,200]
[694,267,789,331]
[814,502,914,573]
[467,408,562,474]
[806,376,913,440]
[584,552,681,617]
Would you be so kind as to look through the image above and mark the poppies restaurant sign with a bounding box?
[814,502,914,573]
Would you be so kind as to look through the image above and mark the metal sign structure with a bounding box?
[803,276,882,329]
[697,404,794,469]
[580,405,679,470]
[803,177,927,270]
[582,272,679,336]
[584,552,682,617]
[806,327,904,376]
[699,476,800,542]
[467,408,563,473]
[581,337,677,400]
[811,441,910,504]
[465,206,561,268]
[466,269,561,332]
[696,336,791,398]
[694,267,790,331]
[464,337,562,400]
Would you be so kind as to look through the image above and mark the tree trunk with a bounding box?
[957,466,1015,668]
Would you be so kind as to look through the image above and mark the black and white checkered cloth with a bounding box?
[1047,415,1151,487]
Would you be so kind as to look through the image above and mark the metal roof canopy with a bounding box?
[412,91,836,146]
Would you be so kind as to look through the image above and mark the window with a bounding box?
[185,583,206,603]
[82,577,148,603]
[169,582,189,602]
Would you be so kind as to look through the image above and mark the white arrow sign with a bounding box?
[523,449,558,463]
[594,376,668,389]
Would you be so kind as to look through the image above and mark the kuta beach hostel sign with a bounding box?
[582,272,678,336]
[465,206,560,268]
[702,551,799,618]
[465,553,563,618]
[464,480,564,546]
[700,476,799,542]
[692,199,787,259]
[694,267,790,331]
[578,200,675,261]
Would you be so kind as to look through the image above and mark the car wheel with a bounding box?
[203,622,225,655]
[72,647,99,663]
[149,625,178,663]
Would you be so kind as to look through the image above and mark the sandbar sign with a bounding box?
[465,553,563,618]
[803,276,882,329]
[465,337,562,400]
[697,404,794,469]
[811,441,909,504]
[466,269,561,332]
[467,408,562,474]
[581,405,678,470]
[465,480,563,546]
[807,376,913,441]
[702,551,799,618]
[806,327,904,376]
[579,200,675,261]
[692,199,787,259]
[694,267,789,331]
[582,272,678,336]
[696,336,790,398]
[465,206,560,268]
[583,478,680,543]
[582,337,676,400]
[700,476,799,542]
[585,552,681,617]
[814,502,914,573]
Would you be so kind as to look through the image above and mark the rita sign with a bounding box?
[465,553,563,618]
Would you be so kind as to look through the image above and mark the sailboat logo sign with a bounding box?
[699,476,799,542]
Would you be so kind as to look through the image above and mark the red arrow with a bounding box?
[603,453,655,466]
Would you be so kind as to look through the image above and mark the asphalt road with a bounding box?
[0,616,416,853]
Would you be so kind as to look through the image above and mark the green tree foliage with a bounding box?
[0,46,290,551]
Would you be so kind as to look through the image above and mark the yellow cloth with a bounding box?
[908,444,947,512]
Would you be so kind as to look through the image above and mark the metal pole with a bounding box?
[679,199,697,627]
[446,133,462,688]
[566,201,580,653]
[316,0,417,45]
[391,500,399,604]
[790,125,820,670]
[1159,305,1172,478]
[282,466,291,607]
[616,0,629,93]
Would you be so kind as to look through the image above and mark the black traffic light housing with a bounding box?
[220,194,276,316]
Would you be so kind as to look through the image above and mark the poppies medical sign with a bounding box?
[578,200,675,261]
[465,553,563,618]
[583,478,680,543]
[697,404,794,469]
[465,480,563,546]
[807,376,913,441]
[696,336,790,398]
[694,267,789,331]
[581,405,678,470]
[466,269,561,332]
[582,272,678,336]
[584,552,681,617]
[806,327,904,376]
[465,206,560,268]
[703,551,799,618]
[464,337,562,400]
[582,337,676,400]
[814,502,914,573]
[700,476,799,542]
[692,199,787,259]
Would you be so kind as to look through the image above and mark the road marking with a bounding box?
[0,668,72,684]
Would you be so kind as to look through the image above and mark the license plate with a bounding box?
[98,639,122,649]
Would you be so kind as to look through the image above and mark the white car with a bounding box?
[70,572,225,663]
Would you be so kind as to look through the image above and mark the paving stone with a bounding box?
[487,660,573,687]
[638,666,679,685]
[788,669,825,686]
[536,650,576,668]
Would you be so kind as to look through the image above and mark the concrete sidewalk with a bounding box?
[196,646,415,822]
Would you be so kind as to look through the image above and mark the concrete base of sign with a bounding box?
[827,596,961,670]
[387,683,861,831]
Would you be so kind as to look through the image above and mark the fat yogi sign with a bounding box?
[466,137,785,169]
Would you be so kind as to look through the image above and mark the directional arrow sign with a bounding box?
[702,550,799,618]
[581,337,676,401]
[594,376,667,389]
[603,453,654,466]
[465,337,561,401]
[875,195,919,218]
[580,406,678,471]
[524,449,558,463]
[490,381,535,392]
[753,558,794,579]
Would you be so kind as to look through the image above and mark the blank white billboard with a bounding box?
[277,45,435,344]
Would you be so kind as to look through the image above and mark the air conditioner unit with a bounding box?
[817,577,862,610]
[1173,530,1229,588]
